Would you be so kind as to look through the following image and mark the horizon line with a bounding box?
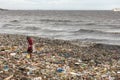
[3,9,112,11]
[0,8,113,11]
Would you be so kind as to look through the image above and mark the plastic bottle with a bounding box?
[3,65,9,71]
[56,68,64,73]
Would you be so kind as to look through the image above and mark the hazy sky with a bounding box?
[0,0,120,10]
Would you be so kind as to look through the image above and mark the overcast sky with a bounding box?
[0,0,120,10]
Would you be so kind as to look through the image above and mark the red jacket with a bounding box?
[28,38,33,46]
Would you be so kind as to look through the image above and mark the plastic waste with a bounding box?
[0,34,120,79]
[31,77,42,80]
[26,54,30,58]
[27,70,33,75]
[56,68,64,73]
[75,62,80,65]
[3,65,9,71]
[109,76,115,80]
[0,71,3,73]
[117,71,120,74]
[22,52,27,57]
[4,75,13,80]
[70,72,82,76]
[10,53,16,56]
[78,59,82,63]
[81,63,87,68]
[0,61,3,64]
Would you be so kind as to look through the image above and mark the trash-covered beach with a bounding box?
[0,34,120,80]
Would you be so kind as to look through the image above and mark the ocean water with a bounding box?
[0,10,120,45]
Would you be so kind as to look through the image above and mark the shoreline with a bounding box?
[1,33,120,47]
[0,33,120,61]
[0,33,120,79]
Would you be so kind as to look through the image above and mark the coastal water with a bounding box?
[0,10,120,45]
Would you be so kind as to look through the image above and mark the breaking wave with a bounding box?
[40,19,74,23]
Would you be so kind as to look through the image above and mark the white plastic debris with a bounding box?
[10,53,16,56]
[117,71,120,74]
[75,62,80,65]
[31,77,42,80]
[70,72,82,76]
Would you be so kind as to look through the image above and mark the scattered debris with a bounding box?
[0,34,120,79]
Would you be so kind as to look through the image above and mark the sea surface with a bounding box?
[0,10,120,45]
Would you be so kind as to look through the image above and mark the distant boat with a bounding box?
[0,8,8,11]
[112,8,120,11]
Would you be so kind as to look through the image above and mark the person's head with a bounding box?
[27,36,31,40]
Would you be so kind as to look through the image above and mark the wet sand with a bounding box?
[0,33,120,80]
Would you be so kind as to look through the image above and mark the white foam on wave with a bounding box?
[104,29,120,33]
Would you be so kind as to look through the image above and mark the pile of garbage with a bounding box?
[0,34,120,80]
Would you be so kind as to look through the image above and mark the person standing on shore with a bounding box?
[27,36,33,59]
